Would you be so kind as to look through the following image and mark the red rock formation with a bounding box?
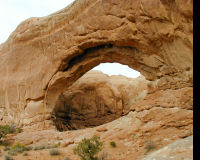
[0,1,193,159]
[0,0,193,126]
[53,70,148,131]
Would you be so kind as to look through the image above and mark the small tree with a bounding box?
[73,136,103,160]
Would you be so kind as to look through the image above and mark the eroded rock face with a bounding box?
[10,101,193,159]
[142,135,193,160]
[53,70,148,131]
[0,1,193,159]
[0,0,193,126]
[3,72,193,160]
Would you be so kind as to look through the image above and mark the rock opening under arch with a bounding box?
[51,70,148,131]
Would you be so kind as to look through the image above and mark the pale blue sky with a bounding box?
[0,0,140,78]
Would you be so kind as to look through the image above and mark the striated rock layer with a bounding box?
[53,70,148,131]
[0,0,193,126]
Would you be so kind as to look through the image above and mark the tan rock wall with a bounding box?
[53,71,148,130]
[0,0,193,125]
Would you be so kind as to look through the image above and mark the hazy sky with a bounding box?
[0,0,140,78]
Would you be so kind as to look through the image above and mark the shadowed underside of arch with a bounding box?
[45,44,157,114]
[0,0,193,125]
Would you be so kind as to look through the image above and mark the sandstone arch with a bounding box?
[0,0,193,126]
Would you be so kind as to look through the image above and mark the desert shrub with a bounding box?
[34,145,46,150]
[4,146,10,151]
[0,125,14,134]
[10,124,23,133]
[7,150,17,156]
[49,149,60,156]
[25,146,33,151]
[46,142,61,149]
[9,124,16,133]
[11,143,26,152]
[1,140,10,146]
[7,142,30,155]
[46,145,53,149]
[33,143,60,150]
[0,125,23,145]
[4,155,13,160]
[0,125,14,141]
[16,128,23,133]
[64,158,71,160]
[73,135,103,160]
[109,141,116,148]
[46,145,57,149]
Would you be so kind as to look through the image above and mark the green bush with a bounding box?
[11,143,26,153]
[7,142,30,155]
[0,125,14,140]
[11,143,25,150]
[73,136,103,160]
[0,124,23,145]
[49,149,60,156]
[110,141,116,148]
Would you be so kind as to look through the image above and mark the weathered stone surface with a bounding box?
[3,72,192,159]
[0,0,193,125]
[0,1,193,159]
[130,87,193,112]
[53,70,148,131]
[7,105,192,159]
[142,135,193,160]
